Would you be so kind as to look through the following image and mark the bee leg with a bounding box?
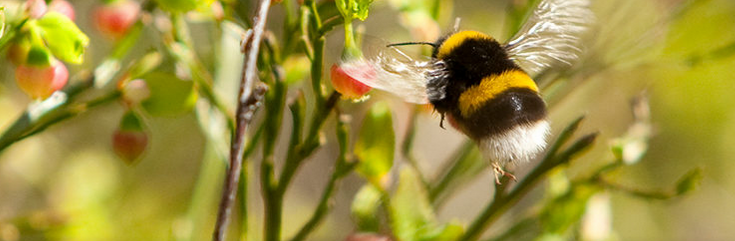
[492,162,517,185]
[439,113,446,129]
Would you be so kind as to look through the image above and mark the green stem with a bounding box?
[484,217,536,241]
[0,91,121,152]
[290,115,354,241]
[261,72,287,241]
[458,131,597,241]
[179,141,228,241]
[401,108,430,192]
[261,155,280,241]
[429,140,484,208]
[310,36,326,106]
[166,14,236,133]
[277,92,340,195]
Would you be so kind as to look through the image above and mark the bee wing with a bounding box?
[504,0,594,76]
[339,46,436,104]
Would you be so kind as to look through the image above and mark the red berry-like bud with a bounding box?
[112,129,148,164]
[15,60,69,99]
[112,111,148,164]
[344,233,392,241]
[93,0,140,39]
[331,63,373,99]
[48,0,75,21]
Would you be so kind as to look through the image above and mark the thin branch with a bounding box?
[212,0,272,240]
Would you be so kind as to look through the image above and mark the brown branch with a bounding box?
[212,0,272,240]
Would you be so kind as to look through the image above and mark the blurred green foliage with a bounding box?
[0,0,733,241]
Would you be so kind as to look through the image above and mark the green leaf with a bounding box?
[283,55,311,85]
[539,184,599,235]
[1,7,5,39]
[351,184,382,232]
[676,168,703,195]
[352,0,373,20]
[335,0,374,21]
[418,221,464,241]
[141,72,198,116]
[391,167,437,241]
[37,12,89,64]
[119,111,145,132]
[155,0,209,12]
[355,102,395,183]
[25,43,52,66]
[128,51,163,79]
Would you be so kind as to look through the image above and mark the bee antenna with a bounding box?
[453,18,462,32]
[386,42,437,48]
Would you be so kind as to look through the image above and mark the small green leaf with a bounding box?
[336,0,374,21]
[392,168,436,241]
[355,102,395,183]
[418,221,464,241]
[119,110,145,131]
[1,7,6,39]
[37,12,89,64]
[128,51,163,79]
[155,0,209,12]
[676,168,703,195]
[25,44,52,66]
[353,0,374,20]
[351,184,382,232]
[141,72,198,116]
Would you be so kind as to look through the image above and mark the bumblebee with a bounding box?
[340,0,593,183]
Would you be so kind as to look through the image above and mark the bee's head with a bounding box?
[433,30,493,59]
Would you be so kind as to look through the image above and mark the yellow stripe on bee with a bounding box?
[436,31,493,59]
[458,70,539,117]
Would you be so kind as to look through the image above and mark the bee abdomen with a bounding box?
[456,88,547,140]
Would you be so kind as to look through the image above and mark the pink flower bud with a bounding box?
[25,0,47,19]
[121,79,151,106]
[331,63,373,99]
[15,60,68,99]
[48,0,75,21]
[93,0,140,39]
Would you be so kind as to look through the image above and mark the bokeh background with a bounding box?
[1,0,735,240]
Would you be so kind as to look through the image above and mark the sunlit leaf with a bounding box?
[37,12,89,64]
[354,102,394,183]
[1,7,5,39]
[539,184,599,235]
[141,72,198,116]
[418,221,464,241]
[128,51,163,79]
[283,55,311,85]
[335,0,374,21]
[155,0,211,12]
[351,184,382,232]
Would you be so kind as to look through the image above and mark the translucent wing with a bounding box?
[339,45,439,104]
[505,0,594,76]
